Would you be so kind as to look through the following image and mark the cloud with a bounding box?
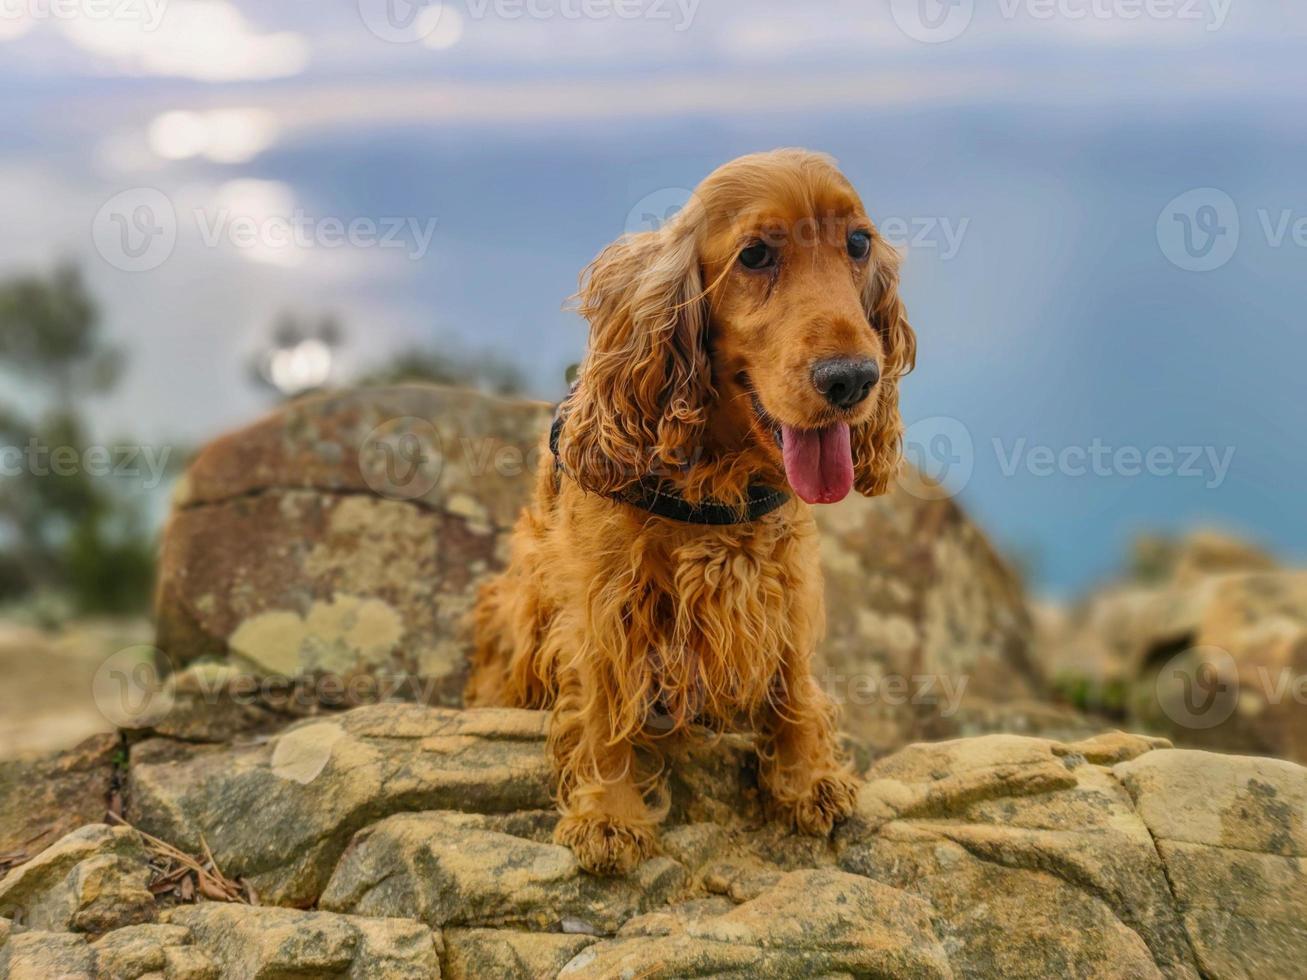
[58,0,308,81]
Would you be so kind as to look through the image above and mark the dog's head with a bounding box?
[558,148,916,507]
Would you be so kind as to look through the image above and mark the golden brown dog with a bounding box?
[467,148,916,874]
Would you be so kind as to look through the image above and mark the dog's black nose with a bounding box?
[811,358,880,409]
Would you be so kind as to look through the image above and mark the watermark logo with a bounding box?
[625,187,694,236]
[359,416,445,500]
[1152,645,1238,730]
[357,0,444,42]
[890,0,975,43]
[1157,188,1240,272]
[899,416,975,500]
[92,187,177,273]
[92,646,174,728]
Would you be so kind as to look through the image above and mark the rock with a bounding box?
[1132,529,1278,585]
[126,704,553,906]
[1115,749,1307,979]
[89,922,193,978]
[163,904,440,979]
[444,928,595,980]
[0,930,95,979]
[0,824,154,934]
[0,734,117,863]
[838,733,1201,978]
[659,823,729,871]
[154,384,553,714]
[321,811,686,933]
[814,487,1056,753]
[558,869,951,979]
[1121,572,1307,760]
[5,702,1306,978]
[1038,529,1307,761]
[149,662,290,743]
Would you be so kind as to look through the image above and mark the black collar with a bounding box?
[549,406,790,526]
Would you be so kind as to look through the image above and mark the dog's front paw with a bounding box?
[788,771,860,837]
[555,814,658,876]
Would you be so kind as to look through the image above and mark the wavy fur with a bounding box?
[468,149,914,875]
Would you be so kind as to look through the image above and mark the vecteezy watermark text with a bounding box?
[461,0,698,27]
[193,209,437,260]
[1,0,167,30]
[1,440,173,489]
[890,0,1233,44]
[821,669,969,716]
[92,186,439,272]
[897,417,1239,501]
[623,189,971,260]
[358,0,699,43]
[994,438,1236,489]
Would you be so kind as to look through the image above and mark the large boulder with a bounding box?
[0,734,117,867]
[813,488,1069,752]
[4,704,1304,978]
[154,385,553,716]
[151,384,1052,750]
[1041,530,1307,761]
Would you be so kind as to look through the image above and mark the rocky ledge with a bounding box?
[2,704,1304,978]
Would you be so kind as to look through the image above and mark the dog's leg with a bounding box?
[757,659,859,837]
[549,658,658,875]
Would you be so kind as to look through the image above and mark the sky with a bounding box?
[0,0,1305,597]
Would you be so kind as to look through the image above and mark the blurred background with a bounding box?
[2,0,1306,759]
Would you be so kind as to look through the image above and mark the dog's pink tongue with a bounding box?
[780,422,854,504]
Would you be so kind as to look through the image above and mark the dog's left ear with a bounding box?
[557,206,712,495]
[852,233,917,497]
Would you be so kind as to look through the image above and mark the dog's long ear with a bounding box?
[852,233,917,496]
[558,210,712,494]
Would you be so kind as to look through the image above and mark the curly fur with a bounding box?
[468,149,916,875]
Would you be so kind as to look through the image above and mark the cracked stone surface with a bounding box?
[0,824,154,934]
[5,705,1304,978]
[126,704,554,906]
[0,733,117,860]
[153,385,554,717]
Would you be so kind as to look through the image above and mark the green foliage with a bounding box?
[1130,534,1179,584]
[0,264,121,397]
[1051,671,1128,720]
[357,344,527,397]
[0,263,156,615]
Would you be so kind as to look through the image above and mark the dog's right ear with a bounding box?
[558,208,711,494]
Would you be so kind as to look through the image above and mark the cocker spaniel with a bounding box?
[467,149,916,874]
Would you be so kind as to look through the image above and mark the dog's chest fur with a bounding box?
[631,512,823,729]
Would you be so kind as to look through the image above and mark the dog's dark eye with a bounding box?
[847,230,872,261]
[738,241,775,270]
